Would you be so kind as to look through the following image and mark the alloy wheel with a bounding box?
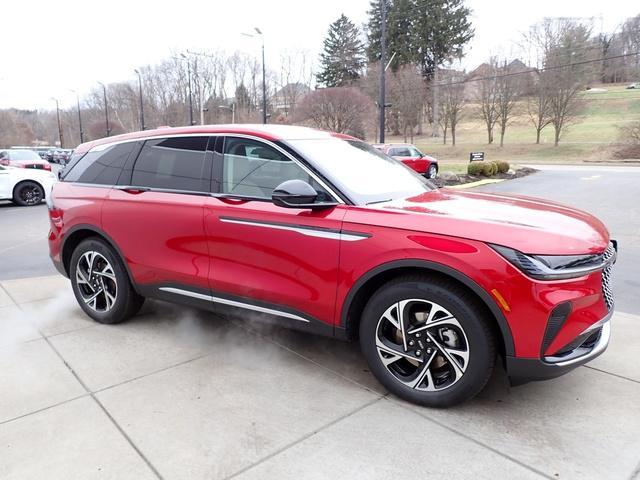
[428,165,437,179]
[75,251,118,312]
[375,299,470,391]
[19,185,42,205]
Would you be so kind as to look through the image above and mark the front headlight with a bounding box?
[490,244,615,280]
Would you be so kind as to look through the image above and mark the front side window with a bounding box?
[408,147,422,157]
[287,138,434,205]
[132,136,209,192]
[63,142,137,184]
[221,137,329,200]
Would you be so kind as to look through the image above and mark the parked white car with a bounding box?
[0,164,57,206]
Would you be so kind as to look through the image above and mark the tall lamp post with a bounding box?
[97,81,111,137]
[134,69,145,130]
[69,90,84,143]
[242,27,267,124]
[51,97,64,148]
[180,53,194,125]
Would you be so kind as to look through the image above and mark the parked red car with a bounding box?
[48,125,615,407]
[373,143,438,178]
[0,149,52,171]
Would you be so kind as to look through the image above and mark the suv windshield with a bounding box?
[287,138,434,205]
[9,150,41,161]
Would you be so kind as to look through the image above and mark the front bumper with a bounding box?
[506,310,612,384]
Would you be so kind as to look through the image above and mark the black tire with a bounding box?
[70,238,144,324]
[13,181,44,206]
[427,164,438,179]
[359,274,495,408]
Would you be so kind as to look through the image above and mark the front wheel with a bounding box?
[359,275,495,407]
[70,238,144,324]
[13,181,44,206]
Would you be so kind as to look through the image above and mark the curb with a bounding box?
[447,179,506,190]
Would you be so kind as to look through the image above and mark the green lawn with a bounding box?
[386,84,640,164]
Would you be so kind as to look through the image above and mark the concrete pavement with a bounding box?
[1,275,639,480]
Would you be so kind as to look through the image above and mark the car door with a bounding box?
[0,166,10,199]
[102,136,213,294]
[203,135,348,333]
[389,146,415,170]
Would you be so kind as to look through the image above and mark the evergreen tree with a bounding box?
[317,14,366,87]
[366,0,474,77]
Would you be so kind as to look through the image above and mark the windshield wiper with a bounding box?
[366,199,392,205]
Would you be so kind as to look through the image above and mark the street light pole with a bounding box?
[69,90,83,143]
[134,69,145,130]
[379,0,387,143]
[243,28,267,124]
[256,28,267,124]
[180,53,194,126]
[97,82,110,137]
[51,97,64,148]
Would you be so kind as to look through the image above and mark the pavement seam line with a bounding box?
[223,396,384,480]
[230,320,385,396]
[387,397,554,479]
[0,282,19,307]
[584,365,640,385]
[41,334,165,480]
[0,393,90,426]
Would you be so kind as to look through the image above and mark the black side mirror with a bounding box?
[272,179,337,210]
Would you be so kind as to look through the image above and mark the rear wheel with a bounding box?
[427,164,438,179]
[359,275,495,407]
[13,181,44,206]
[70,238,144,324]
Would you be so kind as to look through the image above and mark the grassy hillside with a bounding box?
[386,83,640,168]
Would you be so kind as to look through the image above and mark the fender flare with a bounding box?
[60,224,139,293]
[340,259,515,356]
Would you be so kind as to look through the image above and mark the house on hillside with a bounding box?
[271,83,310,117]
[464,59,536,99]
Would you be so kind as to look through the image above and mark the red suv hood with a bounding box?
[356,188,609,255]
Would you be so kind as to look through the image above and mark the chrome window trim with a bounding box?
[82,133,344,204]
[219,133,344,205]
[219,216,369,242]
[159,287,310,323]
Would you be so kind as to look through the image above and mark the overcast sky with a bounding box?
[1,0,637,110]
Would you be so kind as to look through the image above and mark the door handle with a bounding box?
[117,186,150,194]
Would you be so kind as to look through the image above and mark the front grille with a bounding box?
[601,242,615,311]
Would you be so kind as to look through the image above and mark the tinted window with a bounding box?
[222,137,328,199]
[132,136,209,192]
[390,147,411,156]
[64,142,137,184]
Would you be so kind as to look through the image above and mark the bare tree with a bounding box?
[495,61,523,147]
[294,87,375,138]
[388,65,425,142]
[438,71,466,146]
[475,58,500,144]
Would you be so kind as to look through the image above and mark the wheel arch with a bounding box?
[340,259,515,357]
[12,179,45,200]
[61,224,139,293]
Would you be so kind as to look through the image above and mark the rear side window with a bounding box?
[63,142,137,184]
[132,136,209,192]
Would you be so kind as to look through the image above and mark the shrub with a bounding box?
[482,161,498,176]
[467,161,484,175]
[496,161,510,173]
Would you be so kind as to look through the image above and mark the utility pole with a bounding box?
[180,53,195,126]
[51,97,64,148]
[134,69,145,130]
[242,28,267,124]
[379,0,387,143]
[432,56,440,137]
[70,90,83,143]
[97,82,110,137]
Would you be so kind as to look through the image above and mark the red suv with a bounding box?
[373,143,438,178]
[48,125,615,407]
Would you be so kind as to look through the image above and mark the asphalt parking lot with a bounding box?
[1,165,639,479]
